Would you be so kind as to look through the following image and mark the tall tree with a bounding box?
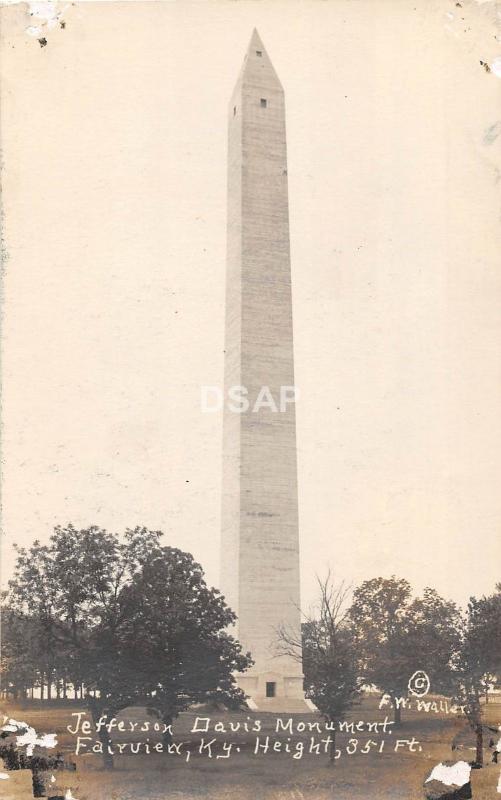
[454,585,501,766]
[349,577,460,724]
[0,606,40,699]
[278,575,362,761]
[407,587,462,695]
[7,524,252,767]
[114,546,251,736]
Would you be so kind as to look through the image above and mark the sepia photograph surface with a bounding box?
[1,1,501,798]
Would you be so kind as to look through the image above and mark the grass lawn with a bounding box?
[2,695,500,799]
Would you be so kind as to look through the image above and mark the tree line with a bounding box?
[1,525,500,769]
[1,525,251,766]
[280,572,501,764]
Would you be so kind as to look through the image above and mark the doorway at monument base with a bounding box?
[237,672,314,712]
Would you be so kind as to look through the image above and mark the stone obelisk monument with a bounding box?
[221,29,306,710]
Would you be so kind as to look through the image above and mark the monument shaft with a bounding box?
[221,30,304,709]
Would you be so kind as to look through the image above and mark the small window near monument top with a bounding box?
[256,50,262,57]
[266,681,276,698]
[233,106,236,116]
[260,98,267,108]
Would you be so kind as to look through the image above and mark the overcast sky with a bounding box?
[1,0,500,610]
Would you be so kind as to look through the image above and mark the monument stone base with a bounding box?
[238,672,314,712]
